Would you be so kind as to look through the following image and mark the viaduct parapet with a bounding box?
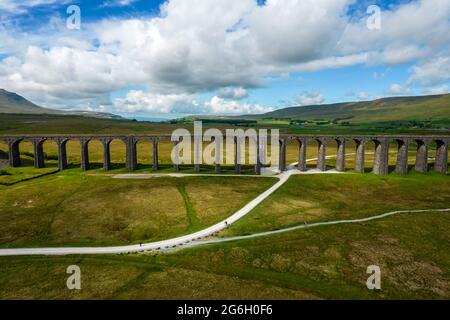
[1,134,448,175]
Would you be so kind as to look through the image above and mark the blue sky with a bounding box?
[0,0,449,119]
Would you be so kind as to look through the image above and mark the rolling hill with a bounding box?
[242,94,450,124]
[0,89,122,119]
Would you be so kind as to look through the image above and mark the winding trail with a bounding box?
[0,154,444,257]
[182,208,450,250]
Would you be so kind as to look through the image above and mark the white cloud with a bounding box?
[0,0,64,14]
[101,0,137,8]
[422,84,449,95]
[356,92,369,100]
[110,90,271,115]
[217,87,248,100]
[297,91,325,106]
[112,90,197,114]
[408,57,450,86]
[388,83,410,95]
[203,96,271,114]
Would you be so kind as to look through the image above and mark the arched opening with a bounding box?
[342,139,357,171]
[303,139,318,170]
[109,139,127,170]
[42,140,59,169]
[362,140,376,173]
[86,139,104,170]
[286,139,298,168]
[158,140,174,169]
[65,140,81,168]
[17,140,34,167]
[0,140,9,169]
[136,139,153,170]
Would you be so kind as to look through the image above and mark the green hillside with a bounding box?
[0,89,122,119]
[0,89,55,114]
[248,94,450,124]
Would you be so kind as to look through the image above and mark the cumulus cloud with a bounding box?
[422,84,449,95]
[111,90,271,115]
[203,96,271,114]
[101,0,137,7]
[408,57,450,86]
[388,83,410,95]
[356,92,369,100]
[217,87,248,100]
[297,91,325,106]
[0,0,64,14]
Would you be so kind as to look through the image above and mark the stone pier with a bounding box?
[354,138,366,173]
[434,140,448,174]
[125,137,138,171]
[32,138,45,169]
[335,138,346,172]
[80,138,90,171]
[7,139,21,168]
[373,138,389,175]
[101,139,112,171]
[152,138,159,171]
[395,139,409,174]
[316,138,327,172]
[297,138,307,172]
[56,138,68,170]
[415,139,429,173]
[279,138,287,172]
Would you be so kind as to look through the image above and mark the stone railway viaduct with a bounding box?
[1,135,449,175]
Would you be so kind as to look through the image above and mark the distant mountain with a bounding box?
[241,94,450,123]
[0,89,122,120]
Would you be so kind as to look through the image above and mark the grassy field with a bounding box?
[0,169,276,248]
[0,206,448,299]
[1,112,449,136]
[221,173,450,237]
